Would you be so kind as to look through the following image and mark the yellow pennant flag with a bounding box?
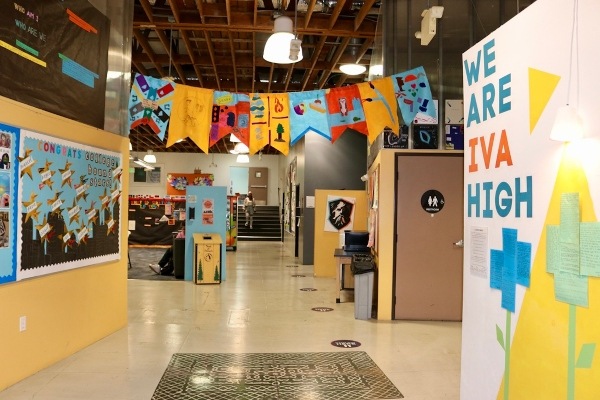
[248,93,270,155]
[357,77,399,143]
[168,85,213,153]
[268,93,290,155]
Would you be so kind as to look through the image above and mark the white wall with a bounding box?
[128,152,281,205]
[461,0,600,398]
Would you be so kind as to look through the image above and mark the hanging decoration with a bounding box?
[129,66,437,153]
[325,85,369,143]
[288,90,330,145]
[268,93,291,155]
[391,66,436,124]
[248,93,271,155]
[357,78,399,144]
[167,85,214,152]
[128,73,175,140]
[209,92,250,148]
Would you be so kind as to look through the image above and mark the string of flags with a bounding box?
[128,66,436,156]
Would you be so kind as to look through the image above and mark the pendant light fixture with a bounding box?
[340,63,367,75]
[263,2,303,64]
[236,154,250,163]
[143,150,157,163]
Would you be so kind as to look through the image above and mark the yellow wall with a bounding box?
[0,96,129,390]
[313,190,368,278]
[370,151,394,320]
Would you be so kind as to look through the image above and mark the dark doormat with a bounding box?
[152,351,403,400]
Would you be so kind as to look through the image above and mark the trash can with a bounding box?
[351,254,375,320]
[193,233,222,285]
[173,237,186,279]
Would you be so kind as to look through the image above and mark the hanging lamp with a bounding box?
[263,3,303,64]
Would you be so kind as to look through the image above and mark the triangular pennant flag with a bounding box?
[167,85,213,153]
[528,68,561,134]
[128,73,175,140]
[391,66,435,124]
[209,91,237,147]
[235,93,251,148]
[288,89,330,145]
[268,93,290,155]
[357,77,399,143]
[325,85,369,143]
[249,93,270,155]
[208,91,250,148]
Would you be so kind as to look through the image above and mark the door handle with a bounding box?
[250,185,267,188]
[453,239,464,248]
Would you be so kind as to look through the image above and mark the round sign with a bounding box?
[421,189,445,213]
[312,307,333,312]
[331,340,361,348]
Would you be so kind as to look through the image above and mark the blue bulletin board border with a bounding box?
[0,122,20,284]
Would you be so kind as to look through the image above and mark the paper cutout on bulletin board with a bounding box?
[166,173,214,195]
[413,124,438,149]
[445,99,464,124]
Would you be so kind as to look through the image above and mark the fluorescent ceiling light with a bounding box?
[143,150,156,163]
[236,154,250,163]
[132,157,155,170]
[340,64,367,75]
[263,16,303,64]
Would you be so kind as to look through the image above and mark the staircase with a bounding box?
[237,205,282,241]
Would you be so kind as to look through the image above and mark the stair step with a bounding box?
[236,205,282,242]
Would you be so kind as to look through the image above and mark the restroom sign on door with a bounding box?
[421,189,444,213]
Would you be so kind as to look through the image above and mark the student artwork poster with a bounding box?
[16,128,123,281]
[0,123,18,284]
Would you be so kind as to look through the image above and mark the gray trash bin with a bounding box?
[351,254,375,320]
[173,238,185,279]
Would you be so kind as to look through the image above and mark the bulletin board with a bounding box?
[166,172,214,195]
[16,126,123,281]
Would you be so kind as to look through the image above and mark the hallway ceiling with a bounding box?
[128,0,536,156]
[129,0,381,155]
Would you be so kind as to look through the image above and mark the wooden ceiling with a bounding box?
[129,0,381,155]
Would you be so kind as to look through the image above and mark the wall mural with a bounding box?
[0,0,110,129]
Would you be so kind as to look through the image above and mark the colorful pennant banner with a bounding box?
[128,67,436,152]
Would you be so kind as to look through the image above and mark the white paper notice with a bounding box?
[470,226,488,278]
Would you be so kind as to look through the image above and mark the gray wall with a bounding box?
[299,131,368,264]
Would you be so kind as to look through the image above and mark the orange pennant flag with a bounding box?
[357,77,399,143]
[168,85,213,153]
[249,93,270,155]
[268,93,290,155]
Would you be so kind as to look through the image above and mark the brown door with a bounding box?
[249,167,268,205]
[394,153,463,320]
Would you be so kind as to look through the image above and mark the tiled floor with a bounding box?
[0,241,461,400]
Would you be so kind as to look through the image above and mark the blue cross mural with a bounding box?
[490,228,532,312]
